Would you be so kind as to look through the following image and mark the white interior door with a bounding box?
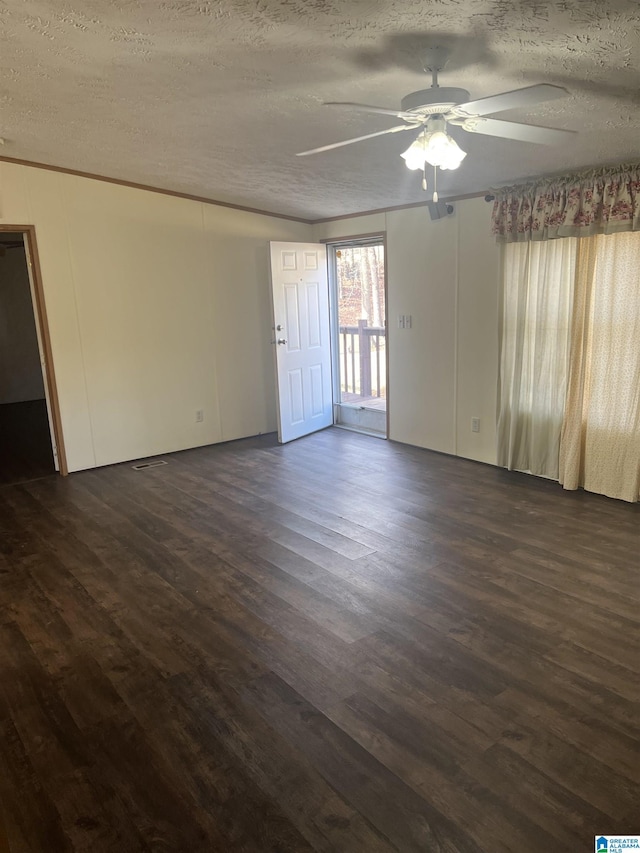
[269,242,333,443]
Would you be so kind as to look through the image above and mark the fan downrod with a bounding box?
[422,46,451,81]
[401,47,469,115]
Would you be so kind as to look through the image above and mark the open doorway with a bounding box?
[0,228,65,484]
[329,237,387,437]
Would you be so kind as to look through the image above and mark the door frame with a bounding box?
[0,224,68,475]
[322,231,390,439]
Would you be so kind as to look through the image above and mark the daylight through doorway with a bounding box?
[331,239,387,436]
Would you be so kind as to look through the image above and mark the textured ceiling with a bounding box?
[0,0,639,220]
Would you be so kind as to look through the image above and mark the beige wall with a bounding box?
[0,160,499,472]
[314,198,500,465]
[0,162,311,471]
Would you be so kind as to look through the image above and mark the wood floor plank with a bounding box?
[0,400,56,487]
[0,712,74,852]
[0,428,638,851]
[243,671,485,853]
[494,723,638,820]
[0,806,11,853]
[325,692,563,853]
[0,621,149,852]
[163,669,392,852]
[459,744,614,850]
[494,687,640,784]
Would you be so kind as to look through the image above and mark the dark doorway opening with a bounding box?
[0,232,56,485]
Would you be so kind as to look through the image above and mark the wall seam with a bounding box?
[452,209,460,457]
[201,201,224,442]
[58,174,98,468]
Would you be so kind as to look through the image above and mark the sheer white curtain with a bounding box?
[497,238,577,478]
[559,233,640,502]
[499,231,640,501]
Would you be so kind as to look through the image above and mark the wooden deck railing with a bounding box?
[339,320,386,399]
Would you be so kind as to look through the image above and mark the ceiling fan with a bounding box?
[297,51,574,200]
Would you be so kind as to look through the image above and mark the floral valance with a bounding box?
[491,164,640,242]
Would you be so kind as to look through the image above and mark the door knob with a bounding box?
[277,338,287,345]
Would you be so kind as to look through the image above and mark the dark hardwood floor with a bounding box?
[0,428,638,852]
[0,400,56,486]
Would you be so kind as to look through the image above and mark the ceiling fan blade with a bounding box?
[461,116,575,145]
[324,102,417,120]
[454,84,568,117]
[296,124,417,157]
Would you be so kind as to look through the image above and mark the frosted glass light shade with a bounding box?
[401,128,467,171]
[401,135,428,170]
[425,131,466,170]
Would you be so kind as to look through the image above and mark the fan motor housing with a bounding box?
[401,87,470,115]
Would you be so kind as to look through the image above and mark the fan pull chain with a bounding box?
[422,165,427,192]
[433,165,438,203]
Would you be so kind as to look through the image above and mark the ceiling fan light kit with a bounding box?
[401,119,467,171]
[296,49,574,204]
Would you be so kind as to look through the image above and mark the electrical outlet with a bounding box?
[471,417,480,433]
[195,409,204,423]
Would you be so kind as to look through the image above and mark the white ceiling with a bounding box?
[1,0,639,221]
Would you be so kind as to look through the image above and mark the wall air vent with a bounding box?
[131,459,168,470]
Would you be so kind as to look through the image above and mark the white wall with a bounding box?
[0,245,46,404]
[0,160,499,472]
[314,198,500,466]
[0,162,311,471]
[455,199,501,464]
